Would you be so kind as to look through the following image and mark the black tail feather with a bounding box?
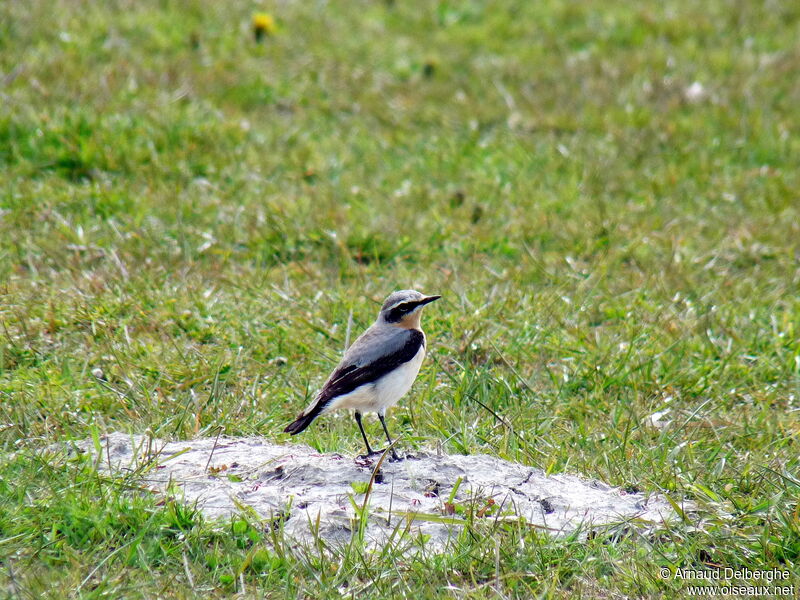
[283,402,324,435]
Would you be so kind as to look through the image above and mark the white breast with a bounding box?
[373,344,426,412]
[324,344,426,414]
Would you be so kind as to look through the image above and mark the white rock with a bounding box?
[69,432,689,554]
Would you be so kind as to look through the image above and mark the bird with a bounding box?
[284,290,441,461]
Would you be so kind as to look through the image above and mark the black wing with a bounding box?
[320,329,424,405]
[284,329,424,435]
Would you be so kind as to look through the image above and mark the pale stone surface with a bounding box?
[72,432,687,553]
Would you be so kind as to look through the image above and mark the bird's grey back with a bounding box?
[338,323,420,370]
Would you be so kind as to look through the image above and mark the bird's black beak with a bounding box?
[418,295,441,306]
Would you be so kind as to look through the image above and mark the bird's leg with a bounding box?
[378,413,401,462]
[354,411,376,456]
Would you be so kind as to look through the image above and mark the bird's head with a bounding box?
[378,290,441,328]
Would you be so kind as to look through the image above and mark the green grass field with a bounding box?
[1,0,798,597]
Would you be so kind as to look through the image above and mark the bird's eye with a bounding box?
[386,302,414,322]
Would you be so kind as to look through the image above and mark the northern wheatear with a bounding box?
[284,290,440,460]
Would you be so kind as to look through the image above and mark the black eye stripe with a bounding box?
[385,301,418,322]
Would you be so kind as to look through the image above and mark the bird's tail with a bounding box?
[283,401,324,435]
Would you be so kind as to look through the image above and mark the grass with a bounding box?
[1,0,798,597]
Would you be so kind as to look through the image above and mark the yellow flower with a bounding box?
[252,13,276,41]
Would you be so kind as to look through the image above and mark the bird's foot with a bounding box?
[379,448,403,463]
[354,449,402,465]
[354,452,378,467]
[359,449,384,458]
